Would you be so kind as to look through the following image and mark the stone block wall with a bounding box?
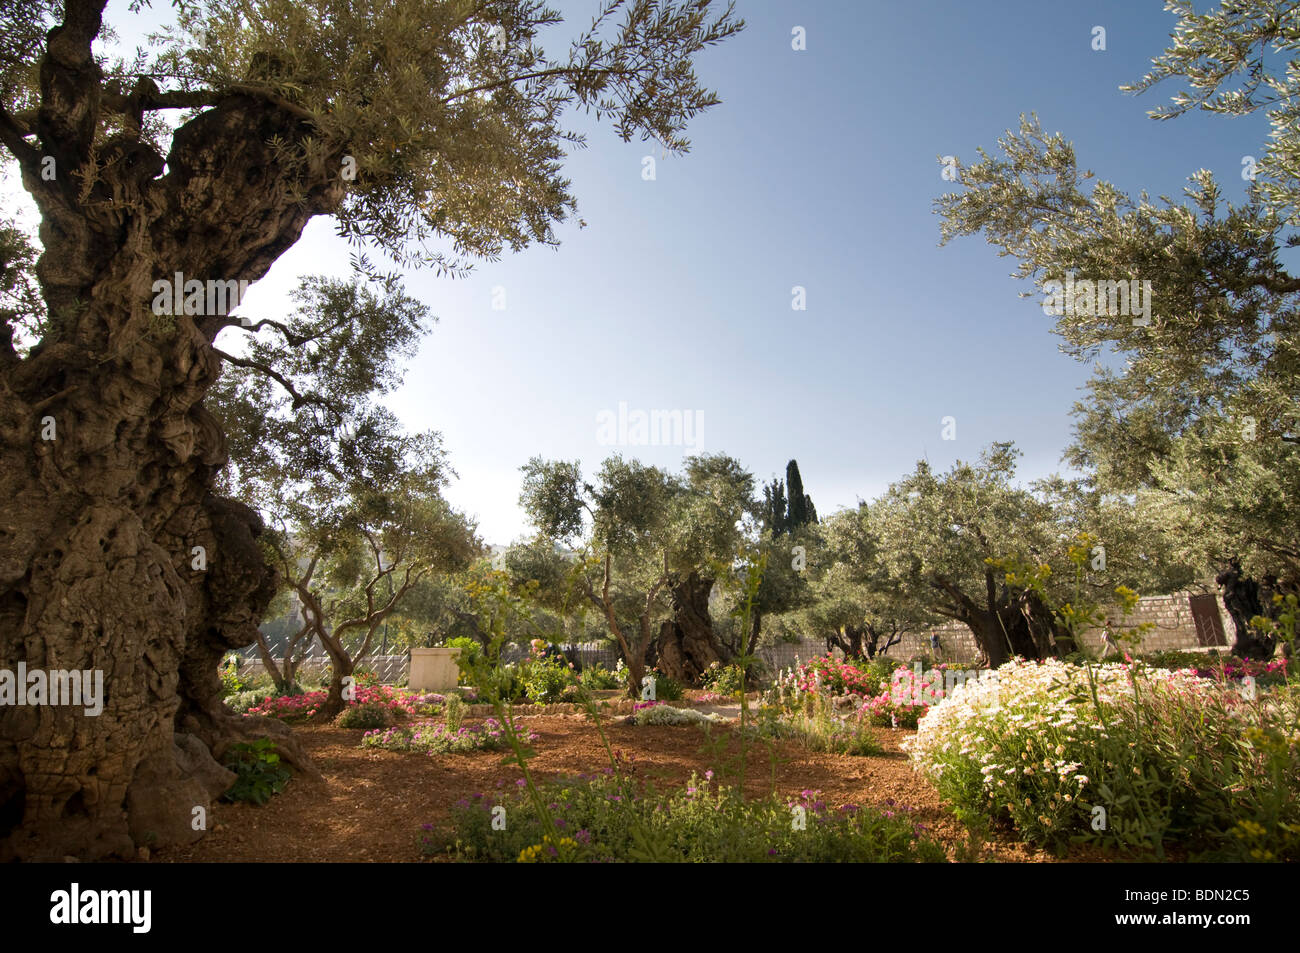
[760,591,1237,670]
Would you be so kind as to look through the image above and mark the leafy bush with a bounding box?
[361,718,535,755]
[226,689,273,714]
[335,701,392,730]
[473,663,528,703]
[523,655,576,704]
[647,668,684,701]
[221,739,291,805]
[219,655,246,698]
[905,658,1300,860]
[749,702,881,756]
[435,773,945,862]
[579,664,621,690]
[447,637,482,678]
[445,694,465,734]
[700,662,745,697]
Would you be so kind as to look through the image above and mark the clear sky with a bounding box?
[5,1,1276,545]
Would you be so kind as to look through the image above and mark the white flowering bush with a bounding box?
[633,704,727,727]
[904,658,1300,858]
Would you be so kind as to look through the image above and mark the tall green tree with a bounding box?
[0,0,741,859]
[746,459,818,652]
[935,0,1299,656]
[868,444,1193,667]
[211,276,481,718]
[785,459,816,530]
[798,507,937,660]
[519,452,752,694]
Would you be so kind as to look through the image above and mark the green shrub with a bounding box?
[437,773,945,862]
[579,664,621,690]
[362,717,533,755]
[335,701,392,730]
[523,656,576,704]
[906,658,1300,860]
[474,663,528,703]
[226,689,273,714]
[447,637,482,679]
[445,694,465,734]
[648,668,684,701]
[219,655,247,698]
[701,662,745,697]
[221,739,291,805]
[749,701,881,757]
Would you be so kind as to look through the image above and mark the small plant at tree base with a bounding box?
[221,739,291,806]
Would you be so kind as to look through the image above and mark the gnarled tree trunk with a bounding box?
[1217,562,1277,661]
[0,2,340,859]
[653,572,726,685]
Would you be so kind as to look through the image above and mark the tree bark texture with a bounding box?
[1,2,342,858]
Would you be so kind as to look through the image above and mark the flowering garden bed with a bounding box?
[206,648,1296,863]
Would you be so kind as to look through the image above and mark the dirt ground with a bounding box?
[154,712,1075,863]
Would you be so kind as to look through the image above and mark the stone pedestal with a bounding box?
[409,647,462,692]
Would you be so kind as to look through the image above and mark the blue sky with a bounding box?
[6,1,1276,544]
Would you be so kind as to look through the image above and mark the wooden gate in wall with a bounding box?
[1189,593,1228,647]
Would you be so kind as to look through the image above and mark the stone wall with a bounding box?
[759,590,1235,670]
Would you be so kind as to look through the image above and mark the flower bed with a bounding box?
[244,685,438,721]
[904,657,1300,860]
[632,703,727,727]
[361,718,537,755]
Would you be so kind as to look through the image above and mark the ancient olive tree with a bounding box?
[0,0,740,859]
[868,444,1191,667]
[935,0,1299,657]
[209,275,481,719]
[519,453,753,694]
[795,507,937,661]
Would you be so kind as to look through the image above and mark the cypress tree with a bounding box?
[786,459,816,529]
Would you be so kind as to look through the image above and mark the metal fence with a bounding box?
[233,643,626,686]
[235,654,411,685]
[499,642,622,671]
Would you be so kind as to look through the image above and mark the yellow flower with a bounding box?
[517,833,578,863]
